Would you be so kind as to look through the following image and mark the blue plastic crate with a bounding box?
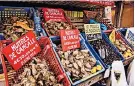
[49,34,105,86]
[0,6,46,39]
[81,32,124,68]
[104,31,134,61]
[118,29,134,49]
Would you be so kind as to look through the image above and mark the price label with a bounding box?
[60,29,80,51]
[84,24,102,41]
[2,31,41,70]
[42,8,66,22]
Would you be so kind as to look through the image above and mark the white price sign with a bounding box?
[84,24,102,41]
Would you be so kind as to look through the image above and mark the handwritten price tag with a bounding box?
[60,29,80,51]
[2,31,41,70]
[42,8,66,22]
[84,24,102,41]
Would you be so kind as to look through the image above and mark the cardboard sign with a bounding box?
[42,8,66,22]
[109,30,116,43]
[2,31,41,70]
[84,24,102,41]
[60,29,80,51]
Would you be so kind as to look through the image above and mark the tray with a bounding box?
[0,6,46,39]
[0,37,70,86]
[106,31,134,60]
[118,29,134,49]
[49,34,105,86]
[81,32,124,68]
[39,8,77,37]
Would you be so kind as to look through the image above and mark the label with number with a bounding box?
[60,29,80,51]
[42,8,66,22]
[2,31,41,70]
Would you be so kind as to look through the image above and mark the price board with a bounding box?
[2,31,41,70]
[84,24,102,41]
[60,29,80,51]
[42,8,66,22]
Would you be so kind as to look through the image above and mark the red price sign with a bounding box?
[2,31,41,70]
[42,8,66,22]
[60,29,80,51]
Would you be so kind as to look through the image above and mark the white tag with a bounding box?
[104,67,110,78]
[101,48,105,59]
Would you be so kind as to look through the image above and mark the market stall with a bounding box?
[0,1,134,86]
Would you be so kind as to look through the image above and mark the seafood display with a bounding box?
[89,39,121,65]
[12,56,63,86]
[0,16,34,41]
[56,44,102,82]
[113,39,134,59]
[0,6,133,86]
[44,20,73,36]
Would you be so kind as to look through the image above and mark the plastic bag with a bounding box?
[111,61,128,86]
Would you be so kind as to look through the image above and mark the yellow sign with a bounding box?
[109,30,116,43]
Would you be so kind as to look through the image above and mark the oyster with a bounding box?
[56,45,102,82]
[12,56,63,86]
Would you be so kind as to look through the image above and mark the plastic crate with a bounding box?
[49,34,105,86]
[106,31,134,60]
[0,6,46,39]
[81,32,124,68]
[0,37,70,86]
[118,29,134,49]
[40,8,77,37]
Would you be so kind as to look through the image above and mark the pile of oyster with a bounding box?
[90,39,121,65]
[44,20,72,36]
[56,45,102,82]
[12,57,63,86]
[0,16,34,41]
[114,39,134,59]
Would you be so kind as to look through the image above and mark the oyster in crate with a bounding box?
[12,56,63,86]
[56,45,102,82]
[1,16,34,41]
[44,20,73,36]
